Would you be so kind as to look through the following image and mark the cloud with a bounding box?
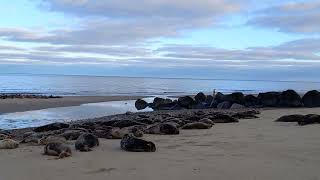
[247,1,320,33]
[1,38,320,68]
[156,38,320,61]
[0,0,242,45]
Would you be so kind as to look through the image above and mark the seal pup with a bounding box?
[181,122,213,129]
[44,142,72,159]
[120,134,156,152]
[75,133,99,152]
[0,139,19,149]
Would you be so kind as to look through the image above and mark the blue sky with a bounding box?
[0,0,320,80]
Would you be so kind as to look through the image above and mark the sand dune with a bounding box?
[0,107,320,180]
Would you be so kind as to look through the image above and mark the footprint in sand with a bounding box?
[85,168,117,174]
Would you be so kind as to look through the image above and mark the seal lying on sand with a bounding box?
[44,142,72,159]
[0,139,19,149]
[120,134,156,152]
[39,135,67,145]
[110,126,144,139]
[75,133,99,152]
[146,123,179,135]
[181,122,213,129]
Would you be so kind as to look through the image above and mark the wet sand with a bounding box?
[0,107,319,180]
[0,96,146,114]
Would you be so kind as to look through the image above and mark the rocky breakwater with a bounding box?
[135,89,320,111]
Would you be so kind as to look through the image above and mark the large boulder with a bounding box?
[195,92,206,103]
[244,95,259,107]
[178,96,195,109]
[135,99,148,110]
[223,92,245,105]
[217,101,232,109]
[302,90,320,107]
[278,90,302,107]
[205,95,214,107]
[214,92,224,103]
[150,97,177,110]
[230,103,245,109]
[257,92,281,107]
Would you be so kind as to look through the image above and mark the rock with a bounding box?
[150,97,176,110]
[195,92,206,103]
[44,142,72,159]
[199,118,215,125]
[230,103,245,109]
[146,123,179,135]
[135,99,148,110]
[210,114,239,123]
[135,118,154,125]
[258,92,281,107]
[75,133,99,152]
[181,122,212,129]
[298,114,320,126]
[302,90,320,107]
[244,95,259,107]
[275,114,305,122]
[223,92,245,105]
[0,139,19,149]
[278,90,302,107]
[178,96,195,109]
[34,123,70,133]
[112,120,146,128]
[205,95,214,107]
[214,92,225,103]
[217,101,232,109]
[120,134,156,152]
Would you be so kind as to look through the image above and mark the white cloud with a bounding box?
[248,1,320,33]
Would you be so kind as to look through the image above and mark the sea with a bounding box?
[1,74,320,129]
[1,74,320,96]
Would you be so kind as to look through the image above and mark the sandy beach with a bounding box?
[0,96,146,114]
[1,107,319,180]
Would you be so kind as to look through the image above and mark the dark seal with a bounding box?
[120,134,156,152]
[75,133,99,152]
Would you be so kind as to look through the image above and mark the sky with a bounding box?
[0,0,320,80]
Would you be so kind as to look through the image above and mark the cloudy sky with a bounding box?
[0,0,320,80]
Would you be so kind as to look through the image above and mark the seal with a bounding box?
[181,122,213,129]
[39,135,67,145]
[44,142,72,159]
[109,126,144,139]
[146,123,179,135]
[0,133,11,140]
[0,139,19,149]
[75,133,99,152]
[120,134,156,152]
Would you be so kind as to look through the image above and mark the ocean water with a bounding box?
[1,74,320,129]
[1,74,320,96]
[0,98,154,130]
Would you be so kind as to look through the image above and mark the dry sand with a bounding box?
[0,96,146,114]
[0,107,320,180]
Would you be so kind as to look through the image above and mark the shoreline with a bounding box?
[0,95,147,114]
[1,107,320,180]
